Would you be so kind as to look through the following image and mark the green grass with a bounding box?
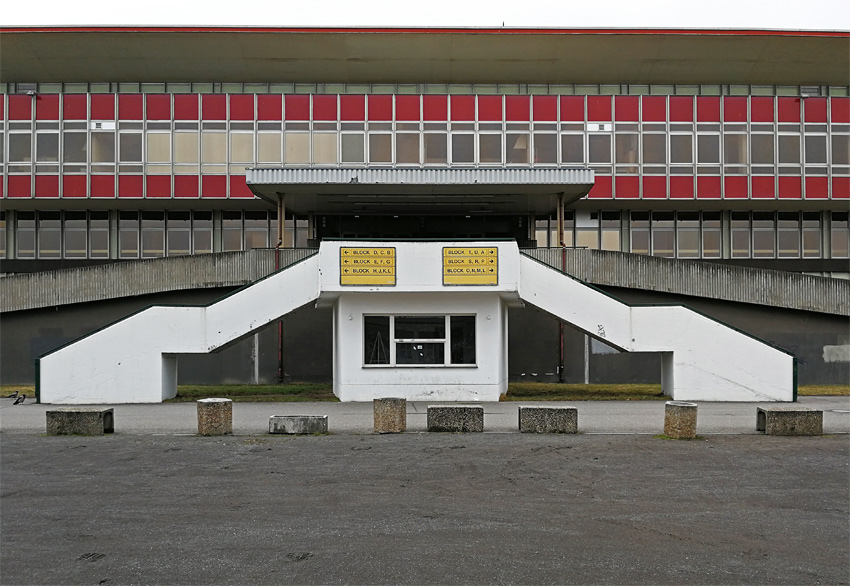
[3,382,848,403]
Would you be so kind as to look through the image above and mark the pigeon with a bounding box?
[5,391,18,399]
[12,394,26,405]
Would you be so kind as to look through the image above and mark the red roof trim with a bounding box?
[1,26,847,38]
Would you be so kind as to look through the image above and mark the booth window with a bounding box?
[364,315,476,366]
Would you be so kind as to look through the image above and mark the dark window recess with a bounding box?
[364,316,390,365]
[450,316,476,364]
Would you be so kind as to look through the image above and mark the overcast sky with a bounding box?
[3,0,849,30]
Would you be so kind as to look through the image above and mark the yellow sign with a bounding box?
[443,247,498,286]
[340,247,396,286]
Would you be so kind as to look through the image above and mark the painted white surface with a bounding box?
[519,256,795,402]
[38,257,321,404]
[40,241,794,404]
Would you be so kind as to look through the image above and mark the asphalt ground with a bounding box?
[2,399,849,585]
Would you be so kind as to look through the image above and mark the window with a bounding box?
[832,212,849,259]
[702,212,721,259]
[16,212,36,259]
[89,211,110,258]
[802,213,821,258]
[193,211,213,254]
[63,211,87,258]
[119,211,140,259]
[752,212,776,258]
[244,211,270,250]
[141,211,165,258]
[396,127,420,165]
[561,134,584,165]
[630,212,650,255]
[222,211,243,252]
[36,212,61,259]
[676,212,700,258]
[166,211,191,256]
[731,212,751,258]
[777,212,800,258]
[651,212,675,257]
[364,315,476,366]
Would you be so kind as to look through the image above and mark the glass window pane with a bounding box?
[724,134,748,165]
[230,133,254,164]
[424,133,447,164]
[753,213,775,258]
[450,316,476,364]
[91,132,115,163]
[506,133,528,164]
[588,134,611,164]
[9,134,32,162]
[396,342,445,365]
[64,133,88,163]
[670,135,693,164]
[479,134,502,163]
[146,133,170,163]
[369,134,392,163]
[651,212,674,257]
[364,316,390,365]
[342,134,365,163]
[751,134,774,165]
[831,212,849,258]
[174,132,199,164]
[643,134,666,165]
[258,133,282,163]
[451,134,474,164]
[120,133,143,162]
[16,212,36,259]
[702,212,721,259]
[89,212,109,258]
[63,211,87,258]
[141,211,165,258]
[36,134,59,162]
[533,133,557,164]
[697,134,720,164]
[616,134,638,164]
[778,135,800,164]
[284,133,310,164]
[202,132,227,164]
[396,133,420,164]
[832,135,849,166]
[119,211,139,259]
[38,212,61,259]
[192,211,213,254]
[395,316,445,340]
[805,135,827,164]
[222,212,242,252]
[313,133,337,164]
[561,134,584,164]
[630,212,649,255]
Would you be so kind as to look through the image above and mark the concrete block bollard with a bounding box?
[519,406,578,433]
[269,415,328,434]
[664,401,698,439]
[374,398,406,433]
[197,398,232,436]
[427,405,484,432]
[757,407,823,436]
[46,408,114,436]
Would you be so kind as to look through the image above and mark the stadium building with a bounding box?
[1,27,848,393]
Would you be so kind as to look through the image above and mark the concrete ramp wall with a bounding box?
[519,255,796,402]
[37,255,320,404]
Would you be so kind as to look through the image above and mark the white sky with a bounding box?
[2,0,849,30]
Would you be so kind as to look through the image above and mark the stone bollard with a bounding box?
[427,405,484,432]
[373,398,407,433]
[197,398,233,436]
[664,401,698,439]
[519,406,578,434]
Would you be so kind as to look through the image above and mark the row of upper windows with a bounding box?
[5,83,849,98]
[2,94,849,123]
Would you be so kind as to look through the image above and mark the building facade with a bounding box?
[1,27,848,387]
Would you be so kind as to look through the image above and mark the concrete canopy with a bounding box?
[244,167,595,214]
[1,27,848,86]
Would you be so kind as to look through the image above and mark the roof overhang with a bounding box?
[245,167,594,214]
[1,27,847,86]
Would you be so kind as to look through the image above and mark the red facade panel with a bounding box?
[117,175,144,198]
[615,176,639,198]
[505,95,530,121]
[532,95,557,121]
[174,175,199,198]
[833,177,850,199]
[750,97,775,122]
[642,176,667,198]
[35,95,59,120]
[777,97,801,122]
[696,97,720,122]
[34,175,59,198]
[90,94,116,120]
[477,96,502,121]
[559,96,584,121]
[230,175,254,198]
[669,176,694,199]
[669,97,694,122]
[8,95,32,120]
[423,95,448,121]
[450,95,475,121]
[173,95,199,120]
[146,175,172,197]
[229,95,254,121]
[340,95,366,120]
[201,175,227,198]
[830,97,850,123]
[90,175,115,198]
[63,95,88,120]
[804,177,828,199]
[395,95,420,121]
[311,95,337,121]
[368,95,393,121]
[723,176,749,198]
[804,97,828,123]
[614,96,639,121]
[587,175,612,199]
[284,95,310,120]
[696,176,722,199]
[723,97,747,122]
[202,95,227,120]
[257,95,283,121]
[751,176,775,198]
[62,175,87,198]
[7,176,31,198]
[145,95,171,120]
[641,96,666,122]
[586,96,612,122]
[777,176,802,199]
[118,95,144,120]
